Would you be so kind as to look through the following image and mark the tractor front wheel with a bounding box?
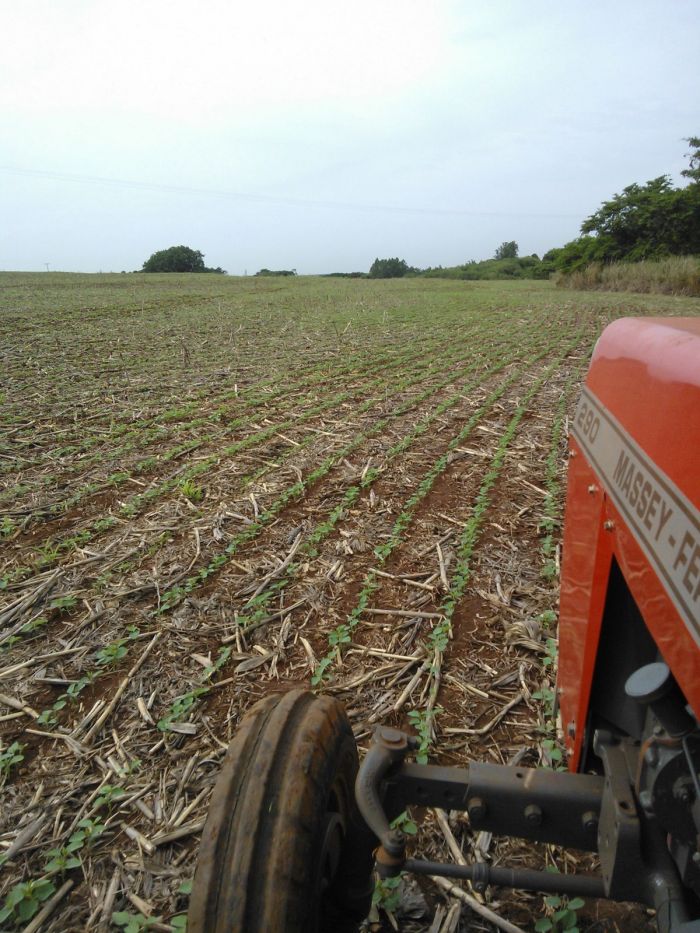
[188,689,375,933]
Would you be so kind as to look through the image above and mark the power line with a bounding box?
[0,165,582,220]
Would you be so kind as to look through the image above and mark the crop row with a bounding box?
[0,324,463,482]
[148,329,550,734]
[154,322,544,615]
[2,342,503,657]
[0,299,343,426]
[401,337,586,762]
[309,334,573,687]
[2,325,518,586]
[0,287,487,432]
[18,323,540,736]
[2,318,591,748]
[0,316,340,432]
[155,342,540,729]
[532,354,592,766]
[538,357,588,579]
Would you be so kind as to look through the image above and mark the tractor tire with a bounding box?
[188,689,375,933]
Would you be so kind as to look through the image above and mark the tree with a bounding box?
[142,246,226,273]
[579,176,689,260]
[681,136,700,183]
[368,257,412,278]
[494,241,518,260]
[556,137,700,273]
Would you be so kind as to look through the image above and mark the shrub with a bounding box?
[368,257,414,278]
[555,255,700,296]
[142,246,225,273]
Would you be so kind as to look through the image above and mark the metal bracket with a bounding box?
[594,729,645,901]
[354,724,697,925]
[355,725,605,892]
[354,726,418,877]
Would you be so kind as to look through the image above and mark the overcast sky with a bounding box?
[1,0,698,274]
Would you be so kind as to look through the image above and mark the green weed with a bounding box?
[390,811,418,837]
[70,817,106,848]
[0,516,16,537]
[44,846,82,874]
[535,894,584,932]
[94,784,127,810]
[49,594,78,613]
[0,880,56,927]
[0,741,24,784]
[179,478,204,503]
[112,911,163,932]
[407,708,440,765]
[95,639,128,666]
[372,875,403,914]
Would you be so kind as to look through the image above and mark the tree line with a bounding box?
[366,244,554,281]
[366,137,699,280]
[140,137,698,281]
[549,136,699,273]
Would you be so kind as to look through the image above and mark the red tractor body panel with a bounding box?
[559,318,700,771]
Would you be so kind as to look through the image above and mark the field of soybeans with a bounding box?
[2,272,699,932]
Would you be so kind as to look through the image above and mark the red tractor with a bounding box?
[188,318,700,932]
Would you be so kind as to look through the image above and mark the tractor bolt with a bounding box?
[567,721,576,739]
[377,727,408,748]
[467,797,486,823]
[383,829,406,857]
[587,484,598,495]
[582,810,598,832]
[673,779,693,805]
[603,520,615,531]
[638,791,653,813]
[524,804,543,827]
